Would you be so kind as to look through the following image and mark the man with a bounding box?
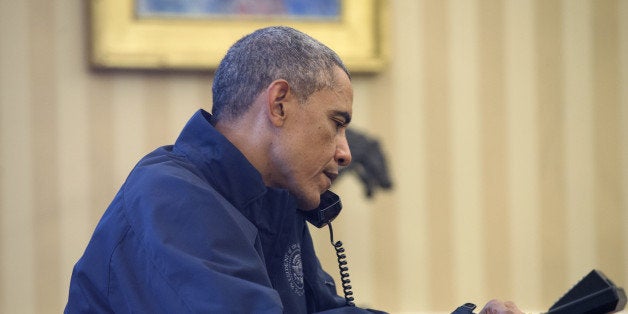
[65,26,522,313]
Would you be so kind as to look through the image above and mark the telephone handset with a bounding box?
[300,190,343,228]
[299,190,355,307]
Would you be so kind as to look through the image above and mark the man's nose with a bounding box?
[335,135,352,167]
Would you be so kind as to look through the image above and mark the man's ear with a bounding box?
[266,80,292,127]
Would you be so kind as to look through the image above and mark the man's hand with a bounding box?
[478,299,524,314]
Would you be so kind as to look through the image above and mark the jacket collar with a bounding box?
[172,109,298,224]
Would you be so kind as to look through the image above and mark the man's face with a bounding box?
[271,67,353,210]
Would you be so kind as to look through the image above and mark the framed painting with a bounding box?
[89,0,388,72]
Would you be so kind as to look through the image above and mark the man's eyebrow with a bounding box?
[332,111,352,124]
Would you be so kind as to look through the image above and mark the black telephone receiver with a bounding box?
[300,191,355,307]
[300,190,343,228]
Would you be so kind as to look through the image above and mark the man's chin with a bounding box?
[296,195,321,211]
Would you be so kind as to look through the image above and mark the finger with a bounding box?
[504,300,523,313]
[479,299,523,314]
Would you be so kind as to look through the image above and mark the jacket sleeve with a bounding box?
[66,168,284,313]
[315,308,388,314]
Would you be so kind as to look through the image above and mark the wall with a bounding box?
[0,0,627,313]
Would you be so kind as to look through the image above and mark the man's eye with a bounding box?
[331,117,346,128]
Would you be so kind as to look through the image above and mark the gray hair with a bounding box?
[211,26,350,121]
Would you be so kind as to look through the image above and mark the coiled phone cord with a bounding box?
[328,222,355,306]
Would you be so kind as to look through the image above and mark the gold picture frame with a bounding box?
[89,0,388,73]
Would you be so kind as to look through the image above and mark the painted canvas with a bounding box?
[136,0,341,20]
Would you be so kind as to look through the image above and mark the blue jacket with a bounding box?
[66,110,375,313]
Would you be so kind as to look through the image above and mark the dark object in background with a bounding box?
[545,269,626,314]
[339,128,393,198]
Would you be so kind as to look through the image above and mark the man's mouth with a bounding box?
[323,171,338,185]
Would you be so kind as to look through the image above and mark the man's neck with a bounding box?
[214,110,275,187]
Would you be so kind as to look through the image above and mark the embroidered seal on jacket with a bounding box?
[283,243,304,296]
